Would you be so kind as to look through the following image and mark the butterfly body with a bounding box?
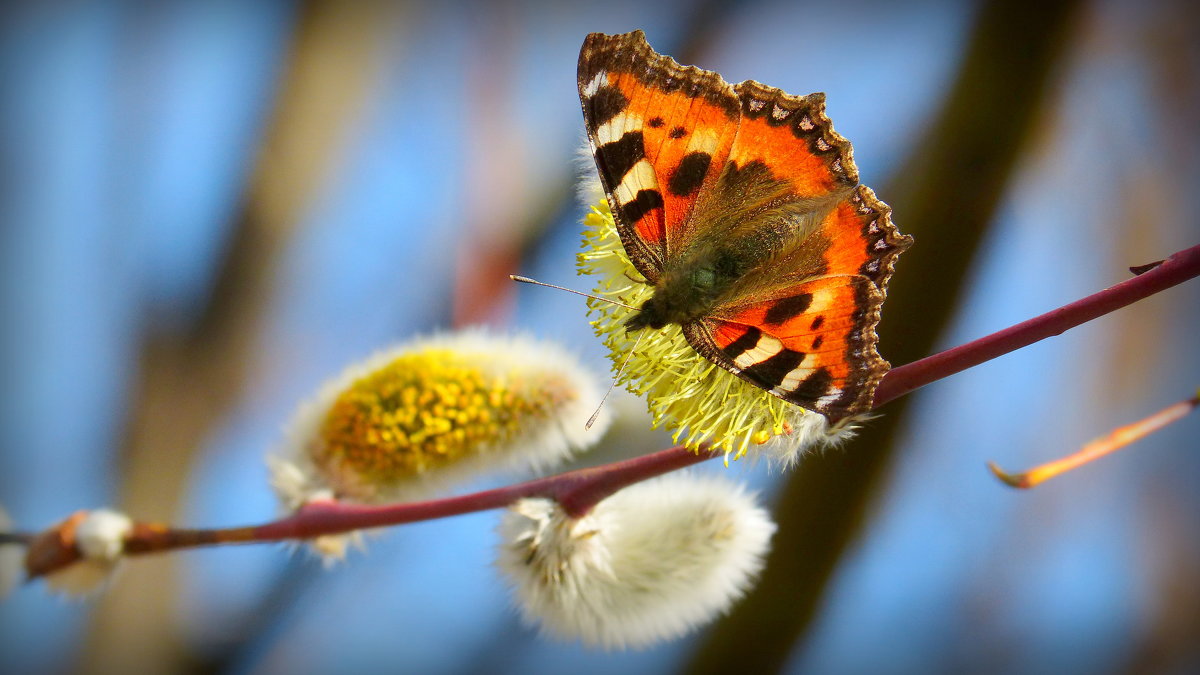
[579,31,911,420]
[627,239,762,331]
[627,188,843,331]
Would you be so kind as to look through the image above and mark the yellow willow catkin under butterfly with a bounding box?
[576,199,858,462]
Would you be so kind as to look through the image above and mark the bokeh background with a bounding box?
[1,0,1198,673]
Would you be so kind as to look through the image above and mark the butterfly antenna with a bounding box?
[509,275,637,310]
[585,330,645,429]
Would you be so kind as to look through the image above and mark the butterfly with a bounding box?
[578,30,912,421]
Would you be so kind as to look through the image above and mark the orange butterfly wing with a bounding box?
[688,187,910,418]
[579,31,739,281]
[729,80,858,197]
[579,31,912,419]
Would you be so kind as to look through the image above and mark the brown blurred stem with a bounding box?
[80,2,401,673]
[685,0,1083,672]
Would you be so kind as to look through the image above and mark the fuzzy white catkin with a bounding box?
[496,473,776,649]
[44,509,133,597]
[574,143,607,206]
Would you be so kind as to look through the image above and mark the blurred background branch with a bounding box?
[80,2,403,672]
[686,0,1083,671]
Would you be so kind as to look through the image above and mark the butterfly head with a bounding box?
[624,266,726,333]
[624,295,670,332]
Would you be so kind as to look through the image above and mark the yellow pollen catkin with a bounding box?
[313,350,572,490]
[577,200,828,459]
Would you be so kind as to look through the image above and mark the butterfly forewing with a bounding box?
[727,81,860,197]
[579,32,740,279]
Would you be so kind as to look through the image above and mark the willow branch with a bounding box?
[141,443,713,551]
[15,242,1199,579]
[873,242,1200,407]
[21,445,715,577]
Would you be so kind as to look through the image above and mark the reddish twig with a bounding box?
[149,443,713,550]
[873,243,1200,407]
[23,446,715,577]
[13,242,1199,578]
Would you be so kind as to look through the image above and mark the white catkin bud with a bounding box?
[496,473,776,649]
[45,509,133,597]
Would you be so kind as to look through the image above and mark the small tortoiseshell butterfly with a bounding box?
[578,30,912,420]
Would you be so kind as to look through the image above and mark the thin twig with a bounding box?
[873,243,1200,407]
[988,391,1199,488]
[23,445,715,577]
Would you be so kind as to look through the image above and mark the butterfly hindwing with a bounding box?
[685,274,885,418]
[687,185,911,417]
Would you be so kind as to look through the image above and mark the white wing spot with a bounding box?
[816,388,844,408]
[873,238,890,251]
[583,71,607,98]
[615,159,659,206]
[798,116,814,130]
[775,360,818,393]
[733,334,783,369]
[815,137,831,151]
[596,113,642,146]
[770,105,790,121]
[748,98,765,112]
